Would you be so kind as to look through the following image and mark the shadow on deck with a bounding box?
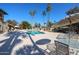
[0,31,22,55]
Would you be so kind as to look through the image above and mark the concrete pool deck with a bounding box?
[11,30,61,54]
[1,30,79,55]
[0,30,61,55]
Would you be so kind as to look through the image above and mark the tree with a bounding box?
[29,10,36,18]
[7,20,17,27]
[46,20,53,30]
[42,10,46,17]
[34,23,41,28]
[34,23,38,28]
[38,23,41,28]
[12,20,17,26]
[29,10,36,26]
[7,20,17,31]
[19,21,32,29]
[42,10,46,26]
[46,3,52,20]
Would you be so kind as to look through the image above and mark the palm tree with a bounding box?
[46,3,52,20]
[42,10,46,21]
[44,22,46,31]
[12,20,17,26]
[29,10,36,28]
[34,23,38,28]
[42,10,46,23]
[42,10,46,17]
[34,23,41,30]
[42,10,46,30]
[29,10,36,17]
[46,20,53,31]
[38,23,41,29]
[46,3,53,31]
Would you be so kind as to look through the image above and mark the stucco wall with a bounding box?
[0,22,8,33]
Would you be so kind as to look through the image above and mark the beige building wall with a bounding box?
[0,22,3,32]
[3,22,9,32]
[0,22,9,33]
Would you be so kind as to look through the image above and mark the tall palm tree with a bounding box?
[34,23,41,30]
[12,20,17,26]
[29,10,36,17]
[42,10,46,17]
[46,20,53,31]
[43,22,46,31]
[42,10,46,22]
[46,3,52,20]
[46,3,52,31]
[29,10,36,28]
[42,10,46,30]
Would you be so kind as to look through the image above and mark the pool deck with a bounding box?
[0,30,70,55]
[11,30,60,54]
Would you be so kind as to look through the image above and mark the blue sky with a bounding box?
[0,3,79,25]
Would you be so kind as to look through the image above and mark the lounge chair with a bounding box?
[55,40,69,55]
[44,43,56,55]
[45,40,69,55]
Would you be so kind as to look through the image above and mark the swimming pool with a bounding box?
[26,31,44,35]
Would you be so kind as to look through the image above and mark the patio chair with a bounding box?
[54,40,69,55]
[44,43,56,55]
[45,41,69,55]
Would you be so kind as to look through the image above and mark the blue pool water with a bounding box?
[26,31,44,35]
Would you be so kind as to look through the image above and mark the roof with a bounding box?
[52,14,79,28]
[59,14,79,25]
[0,9,8,15]
[66,7,79,15]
